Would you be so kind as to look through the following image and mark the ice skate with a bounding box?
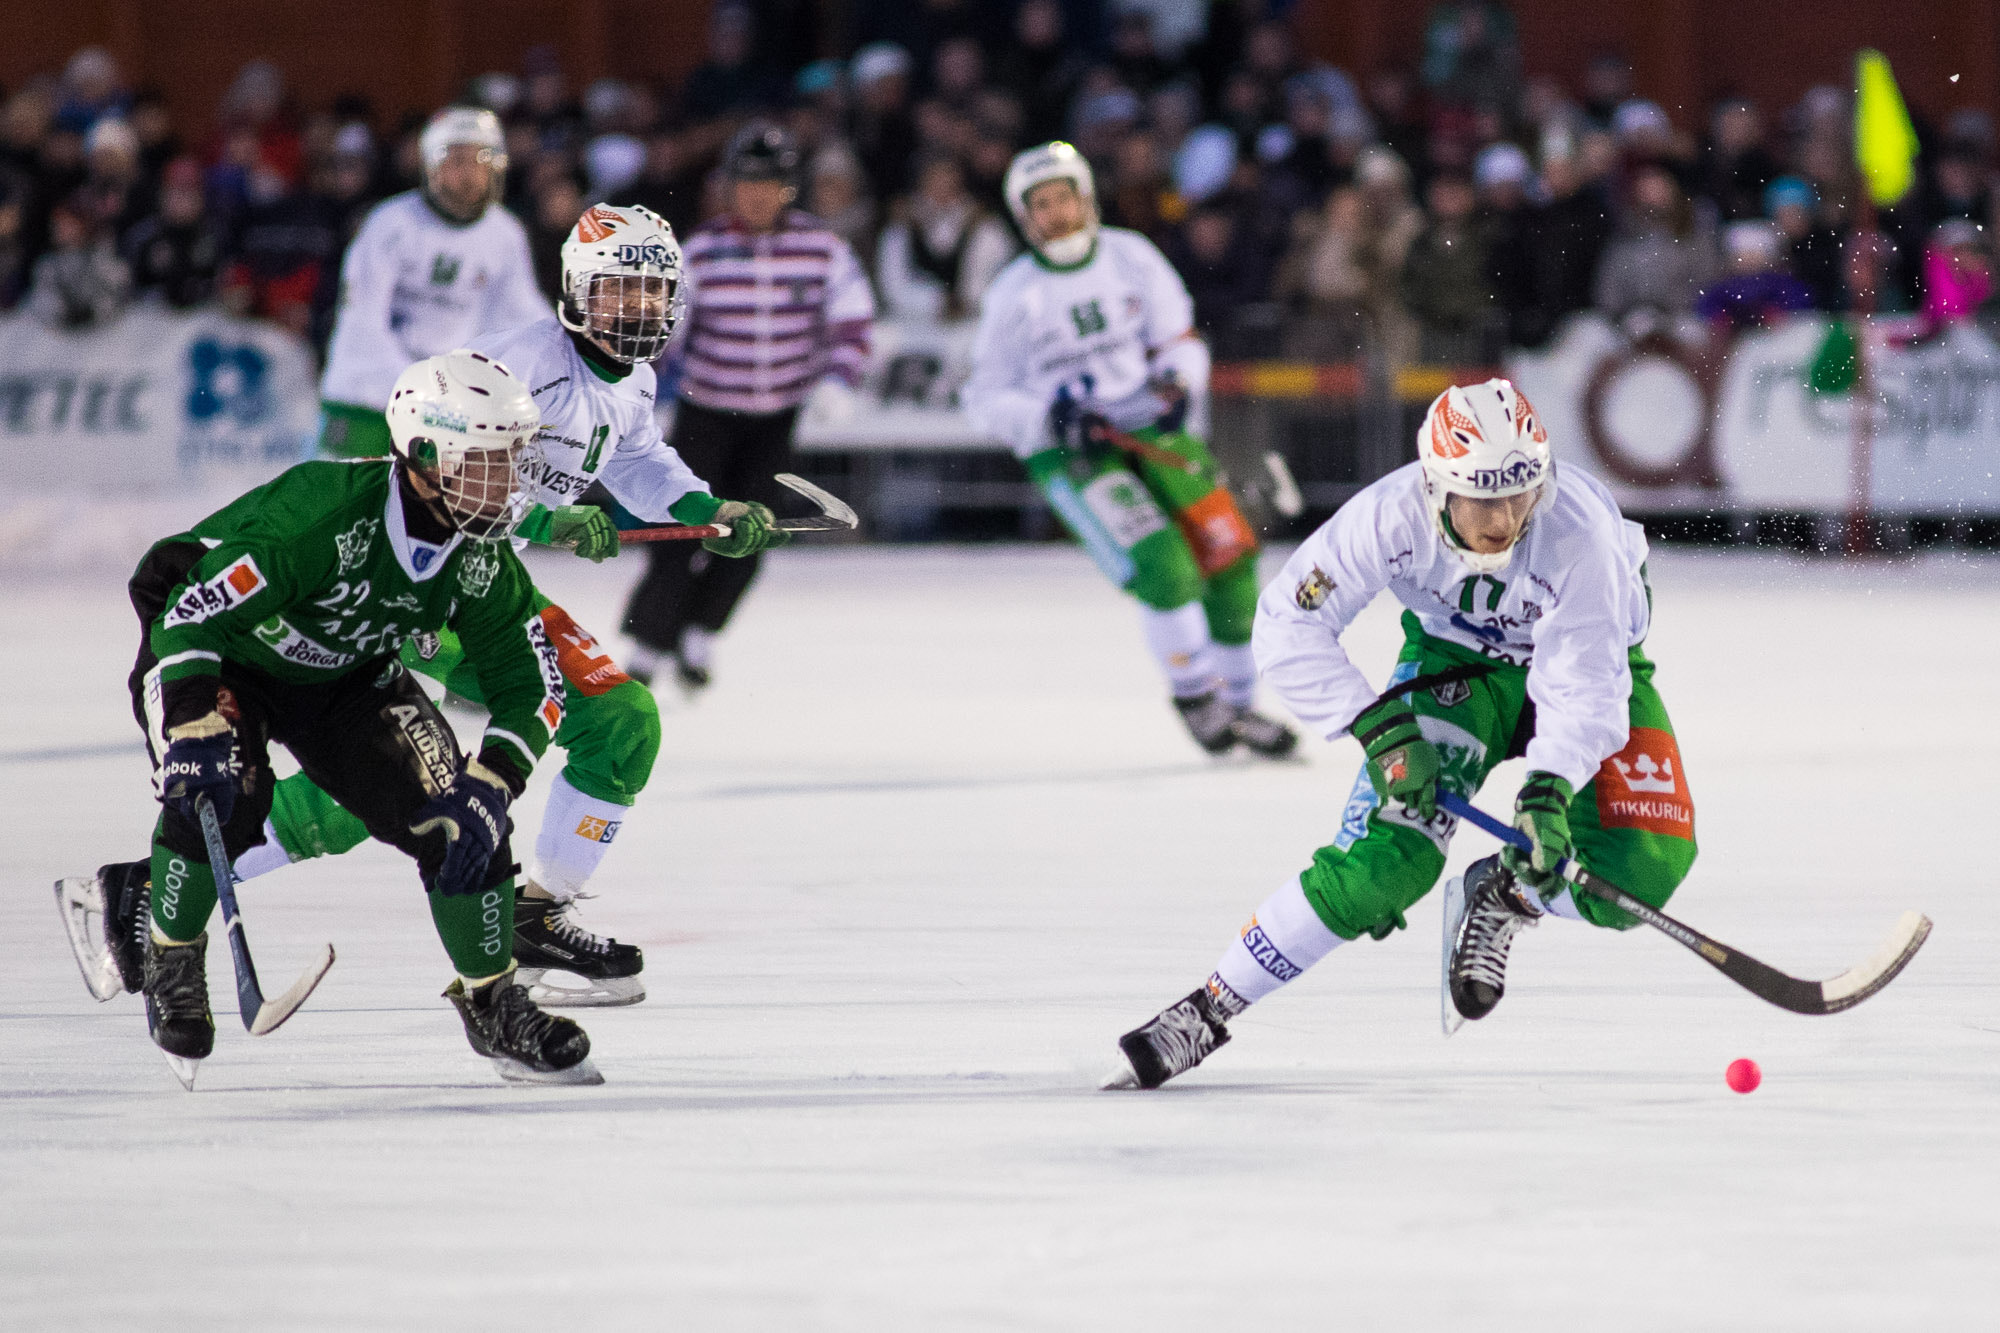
[1104,986,1234,1089]
[1173,691,1239,755]
[512,891,646,1007]
[675,626,715,699]
[1448,855,1542,1021]
[55,860,150,1001]
[444,968,604,1085]
[144,932,214,1090]
[1230,707,1299,758]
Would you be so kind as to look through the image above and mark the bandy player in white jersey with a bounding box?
[963,142,1295,757]
[317,106,550,458]
[76,206,788,1010]
[1108,379,1700,1089]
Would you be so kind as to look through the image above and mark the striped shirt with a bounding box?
[671,208,875,415]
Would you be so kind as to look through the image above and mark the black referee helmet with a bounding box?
[725,121,800,182]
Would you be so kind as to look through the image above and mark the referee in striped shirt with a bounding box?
[621,122,875,692]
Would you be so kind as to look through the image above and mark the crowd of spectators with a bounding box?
[2,0,1997,370]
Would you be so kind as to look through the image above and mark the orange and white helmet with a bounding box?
[1417,378,1553,573]
[557,202,686,364]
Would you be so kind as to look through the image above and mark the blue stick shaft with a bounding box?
[1438,790,1528,848]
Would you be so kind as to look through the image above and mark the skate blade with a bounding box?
[161,1050,201,1091]
[54,877,122,1002]
[1440,874,1468,1038]
[517,967,645,1008]
[1098,1059,1142,1091]
[490,1054,604,1086]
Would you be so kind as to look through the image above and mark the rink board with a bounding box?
[3,546,1995,1329]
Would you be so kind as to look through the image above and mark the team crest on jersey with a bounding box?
[1294,565,1334,611]
[1430,678,1472,708]
[162,556,267,628]
[334,517,380,574]
[429,254,460,285]
[456,548,499,598]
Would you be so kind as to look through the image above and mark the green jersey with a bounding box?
[149,459,564,777]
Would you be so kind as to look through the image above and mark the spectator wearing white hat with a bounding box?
[1476,142,1540,347]
[850,42,918,200]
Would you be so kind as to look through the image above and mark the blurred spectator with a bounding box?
[1400,171,1495,358]
[221,148,349,339]
[75,119,148,240]
[0,180,29,307]
[1520,148,1612,343]
[1363,68,1430,186]
[626,132,708,241]
[1695,220,1813,331]
[1578,53,1633,131]
[1284,145,1425,361]
[1166,200,1270,335]
[1110,10,1177,94]
[851,43,919,202]
[520,46,583,148]
[683,3,782,121]
[55,47,129,134]
[29,195,130,328]
[875,152,1013,320]
[809,141,880,267]
[1475,143,1539,346]
[128,88,182,192]
[1263,79,1346,209]
[1103,132,1177,243]
[1594,165,1710,323]
[122,156,226,309]
[994,0,1088,145]
[1766,175,1844,310]
[213,59,303,192]
[930,37,986,111]
[1921,219,1993,328]
[529,173,584,303]
[1421,2,1522,115]
[1698,99,1779,223]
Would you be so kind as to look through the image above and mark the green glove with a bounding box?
[1502,770,1575,892]
[702,499,793,558]
[1349,696,1441,820]
[545,505,620,561]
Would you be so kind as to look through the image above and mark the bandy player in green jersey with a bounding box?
[62,351,610,1085]
[73,205,787,1010]
[962,142,1295,758]
[1108,379,1699,1089]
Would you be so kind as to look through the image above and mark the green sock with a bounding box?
[267,771,371,862]
[150,834,217,943]
[429,877,516,978]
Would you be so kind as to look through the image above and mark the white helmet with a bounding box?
[1417,378,1553,573]
[419,106,507,219]
[386,350,541,542]
[557,203,686,364]
[1004,141,1099,267]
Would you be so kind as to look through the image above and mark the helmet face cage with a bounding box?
[573,269,679,364]
[430,433,540,542]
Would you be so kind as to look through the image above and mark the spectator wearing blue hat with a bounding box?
[1767,174,1844,310]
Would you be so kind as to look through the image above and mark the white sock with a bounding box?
[678,625,716,671]
[1140,602,1214,698]
[1212,641,1256,708]
[531,771,632,901]
[628,644,666,679]
[1208,877,1345,1011]
[231,819,293,882]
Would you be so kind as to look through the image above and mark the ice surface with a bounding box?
[5,543,1998,1329]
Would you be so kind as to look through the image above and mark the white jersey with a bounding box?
[465,317,708,524]
[1255,463,1652,790]
[321,192,550,411]
[962,227,1212,458]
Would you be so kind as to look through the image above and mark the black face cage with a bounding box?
[436,436,537,542]
[575,270,680,364]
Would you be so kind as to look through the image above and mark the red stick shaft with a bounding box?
[616,523,730,544]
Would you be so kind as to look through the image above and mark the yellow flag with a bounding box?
[1854,49,1918,207]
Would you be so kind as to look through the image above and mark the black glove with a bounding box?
[160,711,240,827]
[1047,387,1112,457]
[410,760,512,897]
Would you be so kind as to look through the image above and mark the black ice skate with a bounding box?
[1173,691,1239,754]
[54,860,151,1001]
[1103,986,1235,1089]
[1231,707,1299,758]
[1448,855,1542,1021]
[144,932,215,1090]
[512,892,646,1007]
[444,968,603,1085]
[674,656,711,696]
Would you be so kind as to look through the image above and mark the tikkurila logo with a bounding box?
[1596,726,1692,838]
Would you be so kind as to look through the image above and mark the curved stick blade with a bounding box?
[1818,912,1932,1012]
[774,473,859,531]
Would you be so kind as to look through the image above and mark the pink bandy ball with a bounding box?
[1726,1058,1762,1093]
